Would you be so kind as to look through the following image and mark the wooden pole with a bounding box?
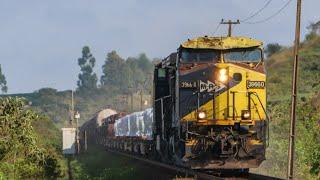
[84,130,87,151]
[131,92,133,112]
[140,89,143,111]
[220,19,240,37]
[287,0,302,179]
[70,90,74,125]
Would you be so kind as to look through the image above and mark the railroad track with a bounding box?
[248,173,283,180]
[106,148,282,180]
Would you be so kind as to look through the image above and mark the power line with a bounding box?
[212,23,221,36]
[232,24,237,34]
[243,0,293,24]
[241,0,273,22]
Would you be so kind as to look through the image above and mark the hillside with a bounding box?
[267,36,320,101]
[253,36,320,179]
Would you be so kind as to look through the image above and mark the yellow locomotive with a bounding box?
[153,35,268,170]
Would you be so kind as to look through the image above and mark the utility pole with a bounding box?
[131,92,134,112]
[220,19,240,37]
[70,90,74,126]
[128,86,134,112]
[140,89,143,111]
[287,0,302,179]
[84,130,87,151]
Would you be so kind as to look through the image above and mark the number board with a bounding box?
[180,81,197,89]
[247,80,265,89]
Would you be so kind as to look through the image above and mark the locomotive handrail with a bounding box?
[155,95,172,140]
[154,95,171,102]
[249,98,263,121]
[250,92,270,147]
[230,91,249,120]
[232,90,270,147]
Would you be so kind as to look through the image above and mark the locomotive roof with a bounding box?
[181,36,263,50]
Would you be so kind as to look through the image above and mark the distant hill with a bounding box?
[5,87,152,128]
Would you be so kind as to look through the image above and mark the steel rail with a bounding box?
[249,173,283,180]
[106,149,223,180]
[106,148,283,180]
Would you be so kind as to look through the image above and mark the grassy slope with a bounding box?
[252,36,320,179]
[71,146,144,180]
[267,37,320,101]
[70,145,180,180]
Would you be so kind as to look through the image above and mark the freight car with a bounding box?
[81,35,269,172]
[89,108,154,155]
[80,108,117,144]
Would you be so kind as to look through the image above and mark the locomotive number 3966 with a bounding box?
[180,81,197,88]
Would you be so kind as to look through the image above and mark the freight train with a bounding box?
[80,35,269,171]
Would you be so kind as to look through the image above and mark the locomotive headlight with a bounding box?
[197,111,206,119]
[241,110,251,120]
[218,68,228,82]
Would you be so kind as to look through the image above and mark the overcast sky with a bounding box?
[1,0,319,94]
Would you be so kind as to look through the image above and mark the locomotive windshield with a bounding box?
[180,48,220,63]
[224,48,262,62]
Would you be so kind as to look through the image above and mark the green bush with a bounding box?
[0,97,66,179]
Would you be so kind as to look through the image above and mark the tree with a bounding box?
[101,50,127,87]
[77,46,98,91]
[265,43,283,57]
[0,97,65,178]
[38,88,58,96]
[305,21,320,41]
[0,65,7,93]
[126,57,145,89]
[307,21,320,35]
[136,53,153,73]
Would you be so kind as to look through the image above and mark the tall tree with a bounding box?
[101,50,127,87]
[77,46,98,91]
[136,53,153,73]
[100,51,154,94]
[0,65,8,93]
[126,57,144,88]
